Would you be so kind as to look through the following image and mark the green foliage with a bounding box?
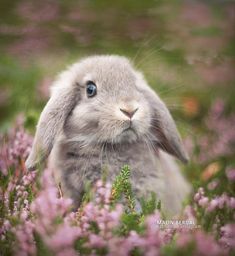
[190,27,222,37]
[74,237,91,255]
[111,165,136,212]
[140,192,161,215]
[0,231,15,256]
[111,166,162,236]
[81,181,93,205]
[119,212,144,235]
[161,240,196,256]
[34,233,54,256]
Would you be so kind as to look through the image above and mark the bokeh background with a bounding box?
[0,0,235,188]
[1,1,235,255]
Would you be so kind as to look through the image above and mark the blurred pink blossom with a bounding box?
[16,1,59,23]
[0,117,33,175]
[219,224,235,250]
[226,168,235,181]
[197,99,235,163]
[14,221,36,256]
[207,179,219,190]
[196,61,235,85]
[181,2,212,27]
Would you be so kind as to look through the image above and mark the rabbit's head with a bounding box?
[26,55,188,170]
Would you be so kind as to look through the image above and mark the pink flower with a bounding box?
[16,1,59,22]
[226,168,235,181]
[56,248,77,256]
[47,224,81,251]
[195,230,224,256]
[229,197,235,209]
[0,120,33,175]
[196,99,235,163]
[183,205,196,221]
[194,187,205,203]
[219,224,235,250]
[198,197,209,208]
[218,193,229,209]
[194,192,201,202]
[14,221,36,256]
[207,179,219,190]
[176,232,192,248]
[89,234,106,248]
[206,198,219,212]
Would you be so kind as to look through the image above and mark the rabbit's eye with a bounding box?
[86,81,97,98]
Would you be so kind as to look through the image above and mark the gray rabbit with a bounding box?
[26,55,191,216]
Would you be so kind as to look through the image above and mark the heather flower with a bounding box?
[228,197,235,209]
[0,1,235,254]
[194,190,235,213]
[206,198,219,213]
[25,169,79,254]
[14,220,36,256]
[190,99,235,163]
[226,168,235,181]
[219,224,235,250]
[30,169,72,224]
[218,193,229,209]
[1,115,234,255]
[177,229,225,255]
[16,0,59,23]
[194,187,205,202]
[207,179,219,190]
[0,220,11,241]
[46,224,81,253]
[8,36,51,58]
[198,197,209,208]
[183,205,196,222]
[0,117,33,175]
[194,230,225,256]
[89,234,106,248]
[80,181,123,241]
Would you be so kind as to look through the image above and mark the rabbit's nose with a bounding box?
[120,108,138,119]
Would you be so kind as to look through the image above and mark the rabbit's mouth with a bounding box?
[121,121,137,134]
[122,126,135,133]
[118,126,139,142]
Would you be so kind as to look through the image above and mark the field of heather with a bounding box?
[0,1,235,255]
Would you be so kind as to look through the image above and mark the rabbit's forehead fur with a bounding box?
[79,56,136,88]
[57,55,152,144]
[68,55,139,95]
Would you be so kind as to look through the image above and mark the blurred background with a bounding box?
[0,0,235,183]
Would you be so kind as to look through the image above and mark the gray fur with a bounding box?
[26,55,191,216]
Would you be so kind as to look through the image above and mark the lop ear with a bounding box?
[139,81,189,163]
[151,98,189,163]
[26,74,79,170]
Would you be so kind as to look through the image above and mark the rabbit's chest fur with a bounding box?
[50,136,167,206]
[50,134,191,215]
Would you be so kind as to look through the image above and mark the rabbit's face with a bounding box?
[66,56,152,145]
[26,55,188,170]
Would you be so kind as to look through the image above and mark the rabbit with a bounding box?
[26,55,191,216]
